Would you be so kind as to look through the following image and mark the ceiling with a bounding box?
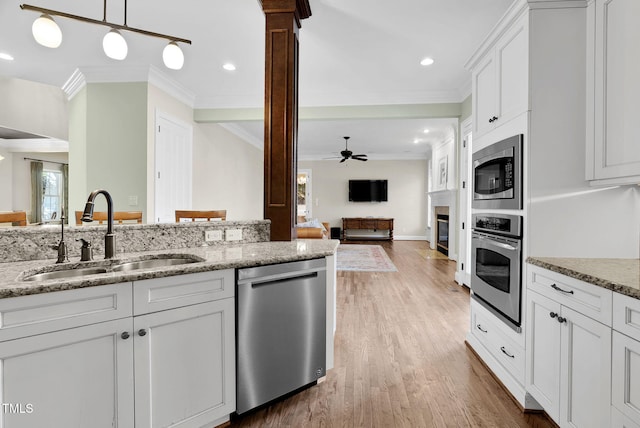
[0,0,514,159]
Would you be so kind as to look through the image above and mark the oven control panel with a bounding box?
[472,213,522,238]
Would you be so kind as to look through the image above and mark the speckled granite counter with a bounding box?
[0,239,339,299]
[527,257,640,300]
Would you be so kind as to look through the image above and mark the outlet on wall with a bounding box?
[205,230,223,242]
[225,229,243,241]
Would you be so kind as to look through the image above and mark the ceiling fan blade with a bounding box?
[354,157,368,161]
[352,154,367,158]
[339,158,347,163]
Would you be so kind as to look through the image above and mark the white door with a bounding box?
[0,318,134,428]
[155,111,192,223]
[134,299,236,428]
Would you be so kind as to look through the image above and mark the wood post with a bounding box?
[260,0,311,241]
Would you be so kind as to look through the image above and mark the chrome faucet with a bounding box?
[81,189,116,259]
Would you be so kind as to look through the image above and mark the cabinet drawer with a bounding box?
[133,269,234,315]
[360,220,377,229]
[614,293,640,342]
[375,220,391,230]
[343,220,360,229]
[528,265,612,326]
[612,331,640,424]
[470,298,525,383]
[0,283,132,342]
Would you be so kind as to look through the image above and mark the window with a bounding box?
[42,170,63,222]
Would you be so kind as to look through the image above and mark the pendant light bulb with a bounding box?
[103,29,128,60]
[162,41,184,70]
[32,14,62,48]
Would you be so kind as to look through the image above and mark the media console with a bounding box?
[341,217,394,241]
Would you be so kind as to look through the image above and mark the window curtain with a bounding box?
[30,161,43,224]
[62,164,69,225]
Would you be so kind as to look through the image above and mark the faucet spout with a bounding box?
[82,189,116,259]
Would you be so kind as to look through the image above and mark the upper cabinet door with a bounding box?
[471,12,529,141]
[587,0,640,184]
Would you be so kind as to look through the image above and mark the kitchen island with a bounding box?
[0,223,339,428]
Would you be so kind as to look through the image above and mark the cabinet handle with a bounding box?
[500,346,515,358]
[121,331,130,340]
[550,312,558,318]
[489,116,499,123]
[138,329,147,337]
[476,324,488,333]
[557,316,567,324]
[551,284,574,294]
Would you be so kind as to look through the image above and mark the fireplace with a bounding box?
[436,214,449,256]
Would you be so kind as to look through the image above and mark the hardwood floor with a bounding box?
[231,241,554,428]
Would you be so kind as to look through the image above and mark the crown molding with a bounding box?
[62,65,195,107]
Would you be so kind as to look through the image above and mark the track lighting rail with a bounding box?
[20,3,191,45]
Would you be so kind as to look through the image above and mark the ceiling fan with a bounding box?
[335,136,368,163]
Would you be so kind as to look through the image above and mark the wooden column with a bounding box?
[261,0,311,241]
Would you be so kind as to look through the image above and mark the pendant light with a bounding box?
[20,2,191,69]
[162,42,184,70]
[103,28,128,60]
[32,13,62,48]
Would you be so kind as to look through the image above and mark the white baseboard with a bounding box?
[393,235,428,241]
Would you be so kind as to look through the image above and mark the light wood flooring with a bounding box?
[231,240,554,428]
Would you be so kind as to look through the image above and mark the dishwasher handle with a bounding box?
[237,266,325,286]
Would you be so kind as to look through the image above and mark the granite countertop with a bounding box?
[0,239,340,299]
[527,257,640,300]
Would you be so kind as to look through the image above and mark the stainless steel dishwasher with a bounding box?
[236,258,326,414]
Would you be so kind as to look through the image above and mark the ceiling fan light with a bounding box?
[163,42,184,70]
[32,14,62,48]
[103,29,128,60]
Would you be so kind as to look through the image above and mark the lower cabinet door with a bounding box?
[134,299,235,428]
[560,306,612,428]
[612,331,640,424]
[0,318,134,428]
[526,290,562,423]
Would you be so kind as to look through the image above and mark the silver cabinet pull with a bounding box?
[476,324,488,333]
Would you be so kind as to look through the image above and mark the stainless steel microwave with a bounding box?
[472,134,523,210]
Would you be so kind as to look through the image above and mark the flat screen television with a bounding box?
[348,180,388,202]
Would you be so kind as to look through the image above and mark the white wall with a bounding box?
[193,123,263,220]
[298,159,428,239]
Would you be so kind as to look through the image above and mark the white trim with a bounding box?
[393,235,429,241]
[219,123,264,150]
[62,65,195,107]
[299,153,429,161]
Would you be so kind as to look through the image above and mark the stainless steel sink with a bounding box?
[112,257,198,272]
[22,267,109,282]
[20,254,203,281]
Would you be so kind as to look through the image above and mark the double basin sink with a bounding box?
[21,254,204,282]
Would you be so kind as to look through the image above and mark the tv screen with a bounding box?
[349,180,388,202]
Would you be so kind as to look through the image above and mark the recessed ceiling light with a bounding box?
[423,129,430,134]
[420,57,435,66]
[0,52,14,61]
[413,139,421,144]
[223,63,236,71]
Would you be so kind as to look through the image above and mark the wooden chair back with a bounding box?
[0,211,27,226]
[75,211,143,225]
[175,210,227,222]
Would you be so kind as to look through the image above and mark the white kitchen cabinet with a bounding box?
[586,0,640,185]
[470,11,528,140]
[0,317,135,428]
[612,293,640,425]
[134,298,235,428]
[526,265,613,428]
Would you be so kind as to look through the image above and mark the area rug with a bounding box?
[336,244,398,272]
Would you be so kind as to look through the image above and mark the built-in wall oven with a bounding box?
[472,134,523,210]
[471,213,522,332]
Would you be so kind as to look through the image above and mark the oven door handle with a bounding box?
[473,234,517,251]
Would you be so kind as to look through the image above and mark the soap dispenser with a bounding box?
[78,238,93,262]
